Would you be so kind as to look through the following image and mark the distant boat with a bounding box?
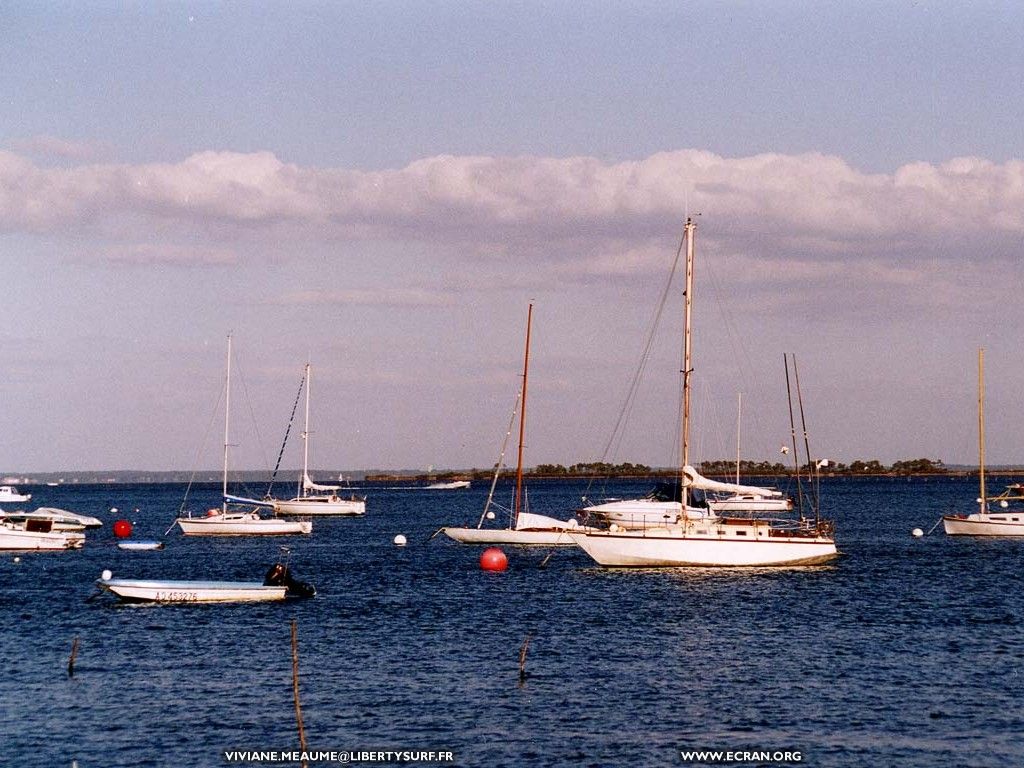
[0,486,31,503]
[175,336,312,537]
[272,363,366,517]
[443,304,587,546]
[569,219,837,566]
[426,480,471,490]
[943,349,1024,536]
[95,561,315,604]
[0,517,84,550]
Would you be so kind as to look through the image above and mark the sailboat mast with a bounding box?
[302,362,311,493]
[222,334,232,513]
[515,303,533,524]
[979,347,986,514]
[680,218,695,509]
[735,392,742,485]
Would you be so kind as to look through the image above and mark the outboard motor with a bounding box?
[264,563,316,599]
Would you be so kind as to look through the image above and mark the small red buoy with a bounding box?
[113,519,133,539]
[480,547,508,572]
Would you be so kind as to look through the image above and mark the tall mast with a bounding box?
[680,218,695,508]
[222,334,232,513]
[515,303,533,524]
[302,362,311,491]
[978,347,986,515]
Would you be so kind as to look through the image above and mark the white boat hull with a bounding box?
[177,513,312,536]
[0,525,85,550]
[943,513,1024,536]
[274,497,365,516]
[427,481,471,490]
[442,526,579,546]
[568,524,837,567]
[97,577,287,603]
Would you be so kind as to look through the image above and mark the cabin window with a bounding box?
[697,529,708,535]
[1014,518,1020,522]
[735,530,747,536]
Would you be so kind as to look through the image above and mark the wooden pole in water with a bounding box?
[291,620,308,768]
[518,634,533,687]
[67,635,79,678]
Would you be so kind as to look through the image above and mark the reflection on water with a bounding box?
[1,476,1023,767]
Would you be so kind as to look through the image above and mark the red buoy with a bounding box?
[480,547,508,572]
[113,519,133,539]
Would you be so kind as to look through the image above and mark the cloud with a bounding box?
[8,135,102,161]
[98,243,238,266]
[1,147,1021,262]
[270,287,455,308]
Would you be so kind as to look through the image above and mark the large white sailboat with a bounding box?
[273,363,366,517]
[569,218,837,567]
[943,349,1024,536]
[443,304,585,546]
[175,336,312,537]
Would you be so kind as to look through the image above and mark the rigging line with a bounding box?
[783,353,806,519]
[479,386,523,529]
[232,348,273,499]
[267,369,306,498]
[791,354,819,519]
[177,373,227,518]
[581,224,687,502]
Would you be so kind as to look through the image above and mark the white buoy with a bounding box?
[101,569,113,581]
[393,534,407,547]
[609,523,620,533]
[109,507,118,513]
[1001,500,1009,508]
[912,528,924,538]
[485,511,496,520]
[13,556,20,563]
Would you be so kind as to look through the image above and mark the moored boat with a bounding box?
[943,349,1024,537]
[0,518,85,550]
[95,561,315,603]
[0,485,31,503]
[569,218,837,567]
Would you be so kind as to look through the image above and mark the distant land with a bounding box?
[3,458,1023,485]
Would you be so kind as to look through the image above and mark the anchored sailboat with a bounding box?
[943,349,1024,536]
[443,304,585,546]
[569,218,837,566]
[175,336,312,537]
[273,363,366,517]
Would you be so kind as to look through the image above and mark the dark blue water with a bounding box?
[1,476,1022,767]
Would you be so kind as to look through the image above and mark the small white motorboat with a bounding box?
[95,562,316,604]
[0,485,31,503]
[116,540,165,551]
[1,507,103,531]
[426,480,471,490]
[0,518,85,550]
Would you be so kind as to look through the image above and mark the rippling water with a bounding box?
[2,476,1023,767]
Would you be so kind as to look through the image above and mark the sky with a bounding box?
[1,1,1023,473]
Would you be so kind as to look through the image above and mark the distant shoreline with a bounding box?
[5,467,1021,485]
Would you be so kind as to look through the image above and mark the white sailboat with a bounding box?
[706,393,793,514]
[272,363,366,517]
[443,304,586,546]
[175,336,312,537]
[569,218,837,566]
[943,349,1024,536]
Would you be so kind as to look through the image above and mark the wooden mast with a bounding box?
[681,218,695,509]
[978,347,986,515]
[515,303,534,524]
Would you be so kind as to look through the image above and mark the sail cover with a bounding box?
[302,472,340,492]
[682,465,782,497]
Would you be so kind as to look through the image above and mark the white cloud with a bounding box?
[1,148,1021,263]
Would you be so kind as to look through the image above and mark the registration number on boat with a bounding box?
[155,591,199,602]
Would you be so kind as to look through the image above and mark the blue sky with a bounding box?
[2,2,1023,472]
